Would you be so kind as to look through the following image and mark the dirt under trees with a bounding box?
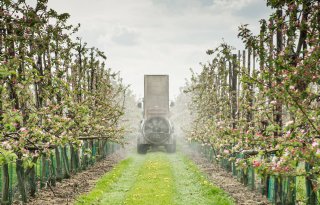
[183,148,271,205]
[24,151,125,205]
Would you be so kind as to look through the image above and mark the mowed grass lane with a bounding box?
[75,152,234,205]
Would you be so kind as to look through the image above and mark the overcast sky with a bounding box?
[43,0,271,99]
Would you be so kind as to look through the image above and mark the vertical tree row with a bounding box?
[0,0,128,203]
[184,0,320,203]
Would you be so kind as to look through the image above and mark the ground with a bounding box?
[26,152,125,205]
[75,150,234,205]
[185,149,270,205]
[27,145,270,205]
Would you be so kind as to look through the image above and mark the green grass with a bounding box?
[170,154,234,205]
[75,158,133,205]
[98,154,146,204]
[124,153,175,205]
[74,151,235,205]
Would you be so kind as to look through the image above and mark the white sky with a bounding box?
[43,0,271,100]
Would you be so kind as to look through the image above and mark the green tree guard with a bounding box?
[305,163,317,205]
[62,146,70,178]
[40,155,47,188]
[70,144,75,173]
[250,166,255,190]
[75,147,80,172]
[286,177,296,205]
[50,154,56,186]
[277,177,283,205]
[274,176,279,204]
[90,140,95,165]
[100,140,104,160]
[106,142,110,155]
[29,166,36,197]
[243,168,248,186]
[104,141,108,156]
[232,161,237,176]
[9,163,13,203]
[83,140,88,169]
[268,176,275,202]
[97,139,102,161]
[91,140,96,164]
[102,140,107,158]
[112,142,115,153]
[225,158,232,172]
[16,157,27,203]
[55,147,63,181]
[2,163,10,205]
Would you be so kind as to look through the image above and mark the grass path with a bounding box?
[123,153,175,205]
[169,154,233,205]
[75,151,234,205]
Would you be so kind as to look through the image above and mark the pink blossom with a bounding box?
[223,149,230,154]
[284,166,290,172]
[256,133,262,137]
[285,131,291,137]
[20,127,28,132]
[312,141,319,147]
[253,160,261,168]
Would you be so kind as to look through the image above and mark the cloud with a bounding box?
[152,0,214,10]
[233,0,271,19]
[111,26,140,46]
[211,0,255,9]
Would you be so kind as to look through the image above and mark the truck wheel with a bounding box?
[137,144,148,154]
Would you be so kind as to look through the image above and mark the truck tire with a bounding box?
[137,144,148,154]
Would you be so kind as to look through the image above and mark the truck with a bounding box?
[137,75,176,154]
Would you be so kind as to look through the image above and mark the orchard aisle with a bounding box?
[75,151,234,205]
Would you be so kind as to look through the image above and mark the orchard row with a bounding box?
[183,0,320,203]
[0,0,131,203]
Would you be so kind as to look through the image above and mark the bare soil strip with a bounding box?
[184,148,271,205]
[25,151,125,205]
